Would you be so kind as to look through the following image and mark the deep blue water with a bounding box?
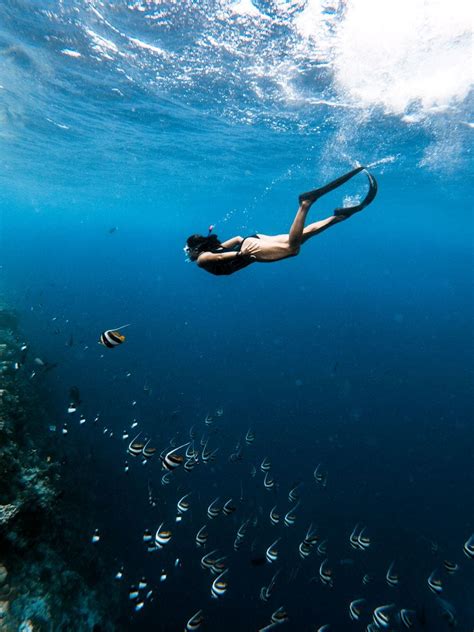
[1,1,473,630]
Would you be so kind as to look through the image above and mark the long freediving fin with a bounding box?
[334,170,378,218]
[298,166,365,205]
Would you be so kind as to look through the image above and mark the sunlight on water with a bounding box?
[333,0,473,117]
[0,0,472,197]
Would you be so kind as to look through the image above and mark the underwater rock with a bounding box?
[0,309,18,331]
[0,584,11,600]
[0,312,117,631]
[0,503,20,526]
[0,599,10,619]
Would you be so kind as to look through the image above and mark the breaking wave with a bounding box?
[0,0,472,195]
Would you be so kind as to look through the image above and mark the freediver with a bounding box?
[184,166,377,276]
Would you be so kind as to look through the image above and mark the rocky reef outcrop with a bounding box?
[0,308,115,631]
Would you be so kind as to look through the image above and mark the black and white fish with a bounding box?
[373,604,395,629]
[161,442,190,471]
[185,609,204,631]
[211,570,228,598]
[443,559,459,574]
[143,529,153,543]
[260,457,271,472]
[195,525,208,548]
[142,440,157,459]
[288,482,301,503]
[259,570,280,603]
[184,457,198,473]
[177,493,191,515]
[271,606,288,624]
[207,497,221,519]
[284,502,300,527]
[99,324,130,348]
[314,464,327,487]
[210,557,227,576]
[386,561,399,587]
[349,598,366,621]
[319,559,333,587]
[269,505,280,526]
[201,549,218,571]
[222,498,236,516]
[265,538,281,564]
[161,472,172,486]
[127,433,144,457]
[91,529,100,544]
[264,471,275,491]
[155,523,172,548]
[463,533,474,559]
[398,608,416,629]
[317,540,328,557]
[427,569,443,594]
[129,586,139,600]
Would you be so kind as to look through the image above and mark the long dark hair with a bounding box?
[185,234,222,261]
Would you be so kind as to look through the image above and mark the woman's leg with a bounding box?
[287,200,311,251]
[256,200,312,257]
[243,201,343,262]
[301,214,343,243]
[244,201,312,261]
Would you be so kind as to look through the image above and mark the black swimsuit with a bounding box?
[202,235,259,276]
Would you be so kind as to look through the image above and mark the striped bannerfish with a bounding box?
[443,559,459,574]
[265,538,280,563]
[195,525,208,548]
[211,570,228,598]
[185,609,204,631]
[349,598,366,621]
[99,324,130,348]
[427,569,443,594]
[271,607,288,624]
[373,604,395,629]
[463,533,474,559]
[155,522,172,548]
[161,442,190,471]
[386,561,399,587]
[319,559,333,587]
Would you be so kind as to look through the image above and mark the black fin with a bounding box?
[298,166,365,205]
[334,170,378,218]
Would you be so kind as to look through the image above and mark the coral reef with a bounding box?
[0,308,115,631]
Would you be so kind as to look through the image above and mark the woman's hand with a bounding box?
[240,238,260,258]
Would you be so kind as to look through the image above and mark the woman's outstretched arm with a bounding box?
[219,236,244,249]
[197,250,244,267]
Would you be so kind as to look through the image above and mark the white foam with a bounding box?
[85,28,119,55]
[293,0,339,56]
[230,0,265,18]
[61,49,81,58]
[333,0,473,116]
[128,36,170,58]
[46,118,70,130]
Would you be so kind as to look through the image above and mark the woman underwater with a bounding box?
[185,166,377,276]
